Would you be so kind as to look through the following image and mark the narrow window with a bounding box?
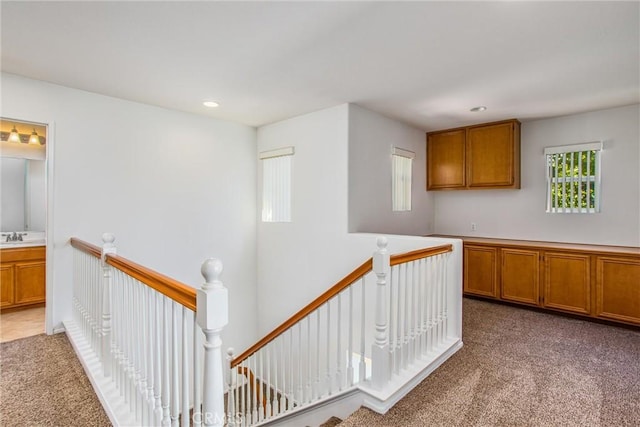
[544,141,602,213]
[260,146,294,222]
[392,146,414,212]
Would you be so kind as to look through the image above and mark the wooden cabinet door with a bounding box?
[0,264,15,308]
[543,252,591,315]
[427,129,465,190]
[466,121,519,188]
[14,261,46,305]
[501,249,540,305]
[596,257,640,325]
[464,245,498,298]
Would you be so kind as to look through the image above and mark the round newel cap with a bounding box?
[102,233,115,244]
[376,236,388,249]
[227,347,234,357]
[201,258,223,283]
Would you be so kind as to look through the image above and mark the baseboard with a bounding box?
[359,338,463,414]
[63,319,136,427]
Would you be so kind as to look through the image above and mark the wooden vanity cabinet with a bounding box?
[426,119,520,190]
[0,246,46,310]
[463,245,499,298]
[456,236,640,327]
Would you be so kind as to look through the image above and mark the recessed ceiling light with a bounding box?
[203,101,219,108]
[470,106,487,112]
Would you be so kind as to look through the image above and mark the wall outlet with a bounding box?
[471,222,477,231]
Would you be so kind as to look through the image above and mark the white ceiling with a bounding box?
[1,1,638,131]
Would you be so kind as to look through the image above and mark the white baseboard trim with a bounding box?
[63,319,136,427]
[359,338,463,414]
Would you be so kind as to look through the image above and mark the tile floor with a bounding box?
[0,306,45,343]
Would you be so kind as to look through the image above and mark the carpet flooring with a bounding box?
[340,298,640,427]
[0,333,111,426]
[1,300,638,427]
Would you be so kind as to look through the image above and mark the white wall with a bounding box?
[348,104,433,235]
[1,73,258,352]
[433,104,640,247]
[257,104,461,336]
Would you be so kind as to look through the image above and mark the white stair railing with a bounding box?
[70,234,228,426]
[226,237,456,425]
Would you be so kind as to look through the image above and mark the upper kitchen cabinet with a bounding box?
[426,119,521,190]
[427,129,466,190]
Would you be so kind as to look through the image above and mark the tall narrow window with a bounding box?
[260,146,294,222]
[392,146,414,212]
[544,141,602,213]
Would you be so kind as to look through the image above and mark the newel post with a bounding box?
[197,259,229,427]
[371,236,390,389]
[101,232,116,377]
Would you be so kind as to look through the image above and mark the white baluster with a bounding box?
[315,310,321,399]
[413,261,420,361]
[171,302,180,427]
[162,296,171,426]
[146,288,156,425]
[193,322,202,427]
[336,294,342,391]
[347,286,354,387]
[389,266,400,374]
[225,348,235,427]
[305,317,312,403]
[326,302,332,396]
[196,259,228,427]
[251,356,258,423]
[371,236,390,390]
[154,292,163,425]
[273,341,279,416]
[359,277,366,383]
[258,350,264,422]
[182,307,190,427]
[100,233,116,377]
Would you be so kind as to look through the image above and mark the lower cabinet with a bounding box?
[0,264,15,307]
[501,249,540,305]
[596,256,640,324]
[463,245,498,298]
[543,252,591,315]
[0,246,46,310]
[461,238,640,327]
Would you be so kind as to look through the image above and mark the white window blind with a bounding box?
[260,147,294,222]
[392,147,414,212]
[544,141,602,213]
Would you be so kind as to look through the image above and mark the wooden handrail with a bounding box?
[70,237,101,259]
[70,237,197,311]
[231,257,373,367]
[232,243,454,367]
[390,244,453,266]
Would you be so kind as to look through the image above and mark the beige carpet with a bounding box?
[340,298,640,426]
[0,333,111,426]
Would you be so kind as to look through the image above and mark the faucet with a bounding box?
[2,232,24,242]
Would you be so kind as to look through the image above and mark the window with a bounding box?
[392,146,414,212]
[545,141,602,213]
[260,146,294,222]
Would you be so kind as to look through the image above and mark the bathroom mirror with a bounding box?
[1,118,47,233]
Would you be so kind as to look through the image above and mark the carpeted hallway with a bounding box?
[340,298,640,426]
[1,299,638,426]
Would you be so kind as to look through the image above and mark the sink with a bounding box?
[0,232,46,248]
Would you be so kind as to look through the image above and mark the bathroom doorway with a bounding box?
[0,118,48,341]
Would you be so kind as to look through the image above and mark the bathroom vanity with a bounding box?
[0,243,45,310]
